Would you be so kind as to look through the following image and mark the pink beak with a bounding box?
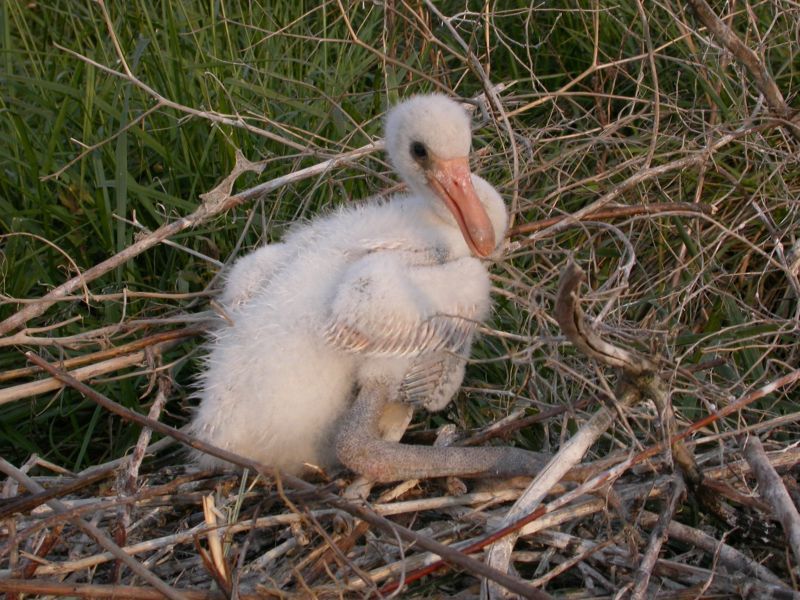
[427,157,495,258]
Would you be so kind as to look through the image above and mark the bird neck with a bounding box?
[405,181,459,231]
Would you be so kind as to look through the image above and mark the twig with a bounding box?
[301,508,377,591]
[0,332,190,407]
[507,202,712,237]
[527,126,749,241]
[635,0,661,171]
[0,232,91,304]
[0,464,116,521]
[534,526,792,597]
[114,213,224,268]
[631,476,686,599]
[685,0,800,140]
[456,395,594,447]
[6,506,337,577]
[483,260,658,598]
[384,452,645,596]
[482,387,641,599]
[742,435,800,572]
[333,0,449,92]
[199,494,231,592]
[0,290,212,308]
[504,35,693,119]
[0,143,380,337]
[638,510,787,588]
[702,446,800,482]
[0,327,202,383]
[557,261,703,480]
[113,374,171,582]
[0,578,251,599]
[0,351,149,407]
[13,523,64,580]
[56,1,313,155]
[647,369,800,461]
[42,102,164,181]
[553,261,655,374]
[0,467,214,561]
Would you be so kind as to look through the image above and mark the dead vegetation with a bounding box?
[1,1,800,598]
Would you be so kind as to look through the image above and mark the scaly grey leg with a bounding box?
[335,380,550,483]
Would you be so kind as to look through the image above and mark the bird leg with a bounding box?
[335,379,551,483]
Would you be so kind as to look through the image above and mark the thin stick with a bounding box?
[0,578,250,600]
[0,352,150,406]
[0,327,202,382]
[0,143,380,337]
[685,0,800,140]
[0,464,116,521]
[9,508,338,576]
[507,202,711,237]
[526,127,748,241]
[481,387,640,598]
[638,510,787,587]
[631,476,686,599]
[742,435,800,572]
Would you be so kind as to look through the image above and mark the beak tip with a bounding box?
[471,234,496,258]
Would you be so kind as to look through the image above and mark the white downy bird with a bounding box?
[191,94,547,482]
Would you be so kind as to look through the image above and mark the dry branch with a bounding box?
[0,579,247,600]
[742,435,800,571]
[507,202,712,237]
[0,329,192,407]
[484,261,659,598]
[685,0,800,140]
[0,464,115,521]
[631,476,686,599]
[638,510,788,588]
[527,125,759,241]
[0,145,380,337]
[554,262,654,373]
[380,452,645,595]
[0,327,202,382]
[0,351,147,406]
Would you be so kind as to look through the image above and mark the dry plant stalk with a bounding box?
[630,476,686,599]
[742,435,800,571]
[686,0,800,140]
[0,146,380,337]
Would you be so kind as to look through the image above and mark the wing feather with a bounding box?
[323,309,478,358]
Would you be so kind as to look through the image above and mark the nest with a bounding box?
[3,260,799,597]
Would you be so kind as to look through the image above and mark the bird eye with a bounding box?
[410,141,428,161]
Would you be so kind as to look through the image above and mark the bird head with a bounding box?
[385,94,496,258]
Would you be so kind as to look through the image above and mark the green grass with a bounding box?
[1,0,798,470]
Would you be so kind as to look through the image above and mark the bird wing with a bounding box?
[220,243,291,310]
[324,310,477,357]
[322,251,487,358]
[397,337,473,410]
